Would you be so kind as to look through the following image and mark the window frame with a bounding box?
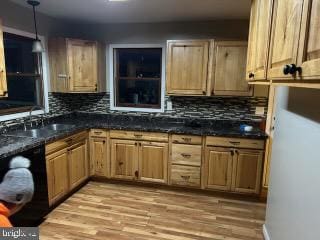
[0,26,49,121]
[109,44,166,113]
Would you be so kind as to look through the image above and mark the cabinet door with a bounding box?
[110,140,138,180]
[268,0,304,80]
[46,149,69,206]
[0,19,8,97]
[204,147,233,191]
[246,0,259,81]
[212,41,252,96]
[69,140,89,190]
[90,137,108,177]
[297,0,320,80]
[67,39,97,92]
[231,149,263,194]
[166,40,209,95]
[138,142,168,183]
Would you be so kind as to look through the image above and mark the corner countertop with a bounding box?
[0,113,268,159]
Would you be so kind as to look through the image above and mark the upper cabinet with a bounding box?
[268,0,304,80]
[166,40,251,96]
[166,40,210,96]
[246,0,274,81]
[297,0,320,80]
[49,38,103,93]
[0,19,8,97]
[247,0,320,85]
[210,41,252,96]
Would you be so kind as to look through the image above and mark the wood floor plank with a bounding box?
[40,182,266,240]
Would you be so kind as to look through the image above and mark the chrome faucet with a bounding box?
[25,105,45,130]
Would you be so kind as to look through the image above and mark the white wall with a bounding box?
[264,87,320,240]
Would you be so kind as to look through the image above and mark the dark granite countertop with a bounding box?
[1,112,267,159]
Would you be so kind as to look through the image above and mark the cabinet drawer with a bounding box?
[171,144,201,166]
[171,165,200,187]
[90,129,107,138]
[206,137,264,150]
[110,130,168,142]
[172,134,202,145]
[46,131,88,155]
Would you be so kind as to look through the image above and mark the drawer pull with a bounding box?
[182,137,192,143]
[134,134,143,138]
[181,153,191,158]
[94,131,103,135]
[181,175,191,180]
[229,141,240,145]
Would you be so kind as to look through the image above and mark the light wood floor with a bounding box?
[40,182,266,240]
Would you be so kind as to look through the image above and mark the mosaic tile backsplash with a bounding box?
[48,93,268,121]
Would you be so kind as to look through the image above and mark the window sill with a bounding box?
[110,106,164,113]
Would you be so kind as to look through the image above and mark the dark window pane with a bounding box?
[3,32,37,74]
[0,32,43,115]
[115,48,162,109]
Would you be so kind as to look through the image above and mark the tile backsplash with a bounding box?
[48,93,268,121]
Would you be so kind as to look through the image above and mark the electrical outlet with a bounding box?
[255,107,265,116]
[167,100,173,111]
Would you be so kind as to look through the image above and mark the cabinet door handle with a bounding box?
[119,161,124,165]
[249,73,255,78]
[229,141,240,145]
[181,175,190,180]
[135,171,139,178]
[181,153,191,158]
[182,137,191,143]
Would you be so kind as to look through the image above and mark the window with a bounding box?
[110,45,165,112]
[0,31,45,115]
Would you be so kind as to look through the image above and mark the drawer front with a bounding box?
[171,144,202,166]
[172,134,202,145]
[171,165,200,187]
[206,137,265,150]
[110,130,168,142]
[90,129,107,138]
[46,131,88,155]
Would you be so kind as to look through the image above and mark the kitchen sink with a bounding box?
[43,123,75,131]
[14,129,54,138]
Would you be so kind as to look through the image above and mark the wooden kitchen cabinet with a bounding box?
[139,142,168,183]
[297,0,320,80]
[204,147,233,191]
[68,139,89,191]
[246,0,274,81]
[166,40,210,95]
[110,131,169,183]
[46,148,69,206]
[204,137,265,195]
[49,38,100,92]
[45,131,89,206]
[110,139,138,180]
[89,129,109,177]
[210,41,252,96]
[0,19,7,97]
[232,149,264,194]
[268,0,304,80]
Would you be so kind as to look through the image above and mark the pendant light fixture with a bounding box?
[27,0,44,53]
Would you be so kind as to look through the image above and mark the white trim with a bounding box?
[0,26,49,122]
[108,44,166,113]
[263,224,271,240]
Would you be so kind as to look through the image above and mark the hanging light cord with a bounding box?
[32,5,39,40]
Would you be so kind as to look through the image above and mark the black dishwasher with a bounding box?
[0,144,50,226]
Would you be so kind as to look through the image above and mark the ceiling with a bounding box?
[10,0,251,24]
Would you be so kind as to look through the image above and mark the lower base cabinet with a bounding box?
[46,131,89,206]
[204,137,264,194]
[46,149,69,206]
[110,138,168,183]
